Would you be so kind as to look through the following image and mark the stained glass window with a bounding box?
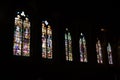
[96,39,103,63]
[107,43,113,64]
[65,28,73,61]
[42,20,52,59]
[13,11,30,56]
[79,33,87,62]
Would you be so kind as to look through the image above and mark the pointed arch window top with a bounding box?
[107,43,111,52]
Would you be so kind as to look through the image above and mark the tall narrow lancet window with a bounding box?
[107,43,113,64]
[96,38,103,63]
[13,11,30,56]
[65,28,73,61]
[42,20,52,59]
[79,33,87,62]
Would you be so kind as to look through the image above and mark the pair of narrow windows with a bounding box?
[65,31,88,62]
[13,11,30,56]
[96,39,113,64]
[65,32,113,64]
[13,11,113,64]
[13,11,52,59]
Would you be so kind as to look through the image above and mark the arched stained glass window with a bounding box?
[13,11,30,56]
[107,43,113,64]
[65,28,73,61]
[79,33,87,62]
[42,20,52,59]
[96,38,103,63]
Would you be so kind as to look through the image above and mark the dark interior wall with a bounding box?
[0,0,119,80]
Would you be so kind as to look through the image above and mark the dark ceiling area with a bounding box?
[0,0,113,18]
[0,0,115,33]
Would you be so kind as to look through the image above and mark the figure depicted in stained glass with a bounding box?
[96,39,103,63]
[68,32,73,61]
[23,17,30,56]
[65,28,73,61]
[65,33,68,60]
[42,22,47,58]
[107,43,113,64]
[47,25,52,59]
[13,14,22,56]
[79,33,87,62]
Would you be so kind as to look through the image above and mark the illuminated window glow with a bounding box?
[13,11,30,56]
[79,33,87,62]
[107,43,113,64]
[42,20,52,59]
[65,28,73,61]
[96,39,103,63]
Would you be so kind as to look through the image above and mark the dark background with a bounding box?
[1,0,120,80]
